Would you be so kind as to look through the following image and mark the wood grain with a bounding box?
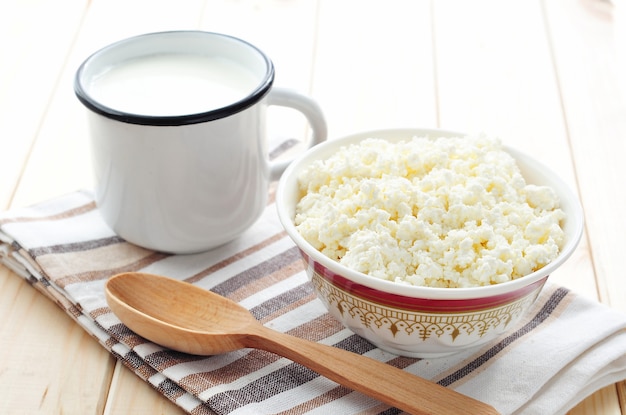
[0,0,624,413]
[313,0,438,137]
[0,268,115,414]
[543,0,626,312]
[0,0,85,208]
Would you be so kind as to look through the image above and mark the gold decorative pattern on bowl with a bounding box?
[311,272,540,343]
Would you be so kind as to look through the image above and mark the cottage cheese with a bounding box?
[294,135,566,288]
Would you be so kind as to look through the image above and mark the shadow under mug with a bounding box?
[74,31,327,254]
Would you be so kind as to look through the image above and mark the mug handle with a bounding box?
[267,88,328,181]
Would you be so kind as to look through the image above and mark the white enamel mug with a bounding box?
[74,31,326,254]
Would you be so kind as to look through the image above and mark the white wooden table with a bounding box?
[1,0,625,413]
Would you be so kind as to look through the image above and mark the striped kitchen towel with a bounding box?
[1,189,626,415]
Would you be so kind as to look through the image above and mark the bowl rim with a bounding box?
[276,128,584,300]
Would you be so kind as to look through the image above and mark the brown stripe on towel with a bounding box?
[385,355,420,370]
[208,246,303,299]
[286,312,346,342]
[155,377,189,406]
[258,289,318,325]
[104,337,119,350]
[248,282,314,321]
[40,246,167,287]
[189,403,218,415]
[28,236,128,257]
[184,231,288,284]
[54,254,166,288]
[227,255,304,304]
[179,349,285,395]
[205,362,323,413]
[333,333,379,356]
[91,309,152,349]
[37,240,157,278]
[143,350,216,373]
[0,200,96,225]
[90,306,114,319]
[106,322,152,349]
[274,385,354,415]
[121,349,163,384]
[435,286,571,388]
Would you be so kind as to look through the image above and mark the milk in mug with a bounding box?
[89,54,260,116]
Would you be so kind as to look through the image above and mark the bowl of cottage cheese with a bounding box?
[276,128,584,357]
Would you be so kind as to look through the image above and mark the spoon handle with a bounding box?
[247,328,499,415]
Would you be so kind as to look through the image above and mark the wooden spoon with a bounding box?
[105,272,500,415]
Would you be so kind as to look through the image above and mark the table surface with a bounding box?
[1,0,625,413]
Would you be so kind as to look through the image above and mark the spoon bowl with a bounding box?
[105,272,500,415]
[106,272,251,354]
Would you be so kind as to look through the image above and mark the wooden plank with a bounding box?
[433,0,576,179]
[0,2,118,414]
[200,0,318,91]
[567,384,623,415]
[543,0,626,311]
[0,0,86,208]
[312,0,438,139]
[618,380,626,413]
[0,267,115,414]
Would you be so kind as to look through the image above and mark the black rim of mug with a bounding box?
[73,31,275,126]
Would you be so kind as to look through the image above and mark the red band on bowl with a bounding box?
[304,252,547,313]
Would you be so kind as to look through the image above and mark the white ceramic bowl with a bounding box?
[276,128,584,358]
